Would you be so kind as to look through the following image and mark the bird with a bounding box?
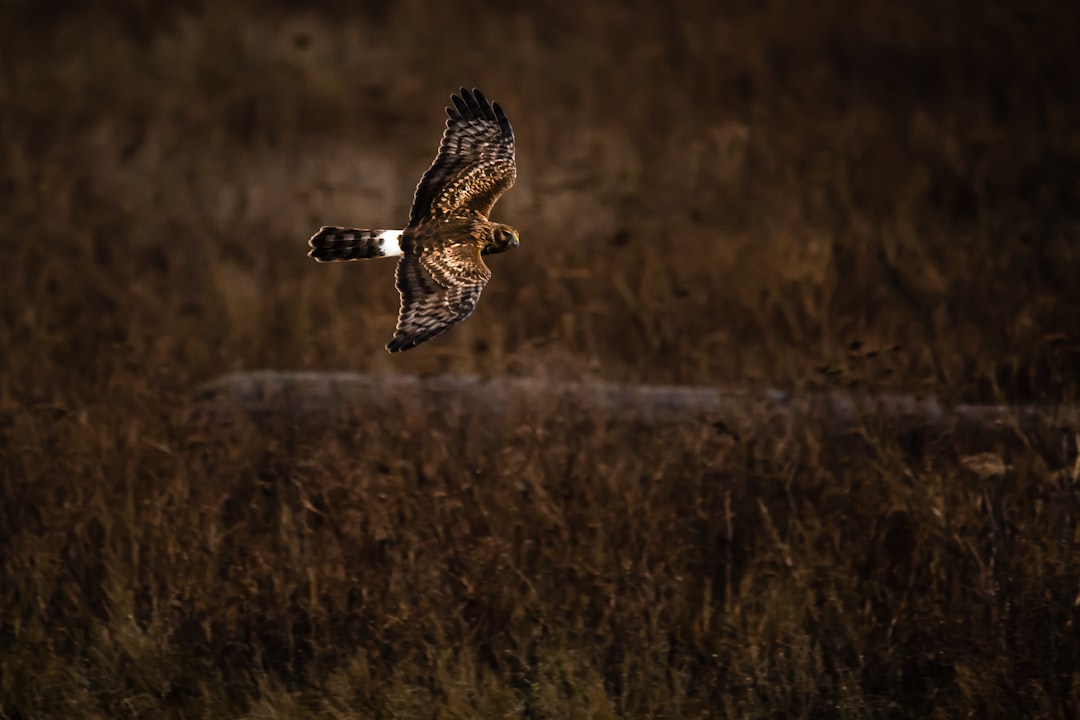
[307,88,519,353]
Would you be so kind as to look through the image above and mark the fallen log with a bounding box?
[190,371,1080,442]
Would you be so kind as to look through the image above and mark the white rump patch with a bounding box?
[377,229,404,257]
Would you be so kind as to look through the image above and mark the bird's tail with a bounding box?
[307,227,404,262]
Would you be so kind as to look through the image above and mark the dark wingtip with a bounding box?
[447,87,467,121]
[491,101,511,132]
[473,88,497,122]
[448,87,500,122]
[385,337,413,353]
[452,92,469,115]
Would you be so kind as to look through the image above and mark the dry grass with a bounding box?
[2,0,1080,717]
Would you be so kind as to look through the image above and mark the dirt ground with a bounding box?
[2,0,1079,717]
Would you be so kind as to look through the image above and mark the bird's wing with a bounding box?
[407,88,516,226]
[387,241,491,352]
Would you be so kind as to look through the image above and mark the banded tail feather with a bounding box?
[307,227,404,262]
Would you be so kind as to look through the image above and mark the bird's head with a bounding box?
[485,223,520,255]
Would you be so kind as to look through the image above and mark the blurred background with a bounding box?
[3,0,1078,396]
[3,0,1080,717]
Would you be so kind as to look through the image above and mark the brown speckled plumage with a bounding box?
[307,88,519,353]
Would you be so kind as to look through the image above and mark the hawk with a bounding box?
[308,88,519,353]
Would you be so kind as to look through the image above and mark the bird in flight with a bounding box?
[308,88,519,353]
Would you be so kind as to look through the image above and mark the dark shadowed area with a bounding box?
[2,0,1079,717]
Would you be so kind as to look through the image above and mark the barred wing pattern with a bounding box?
[387,242,491,353]
[407,88,517,226]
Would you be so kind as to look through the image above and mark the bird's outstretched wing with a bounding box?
[387,242,491,352]
[407,88,516,226]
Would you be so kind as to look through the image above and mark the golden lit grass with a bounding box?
[6,399,1080,717]
[2,0,1080,716]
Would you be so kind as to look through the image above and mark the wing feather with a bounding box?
[387,242,491,352]
[407,88,516,226]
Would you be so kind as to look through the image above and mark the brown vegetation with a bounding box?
[2,0,1079,716]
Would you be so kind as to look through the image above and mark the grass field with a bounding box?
[3,0,1080,717]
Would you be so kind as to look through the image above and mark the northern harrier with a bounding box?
[308,88,519,353]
